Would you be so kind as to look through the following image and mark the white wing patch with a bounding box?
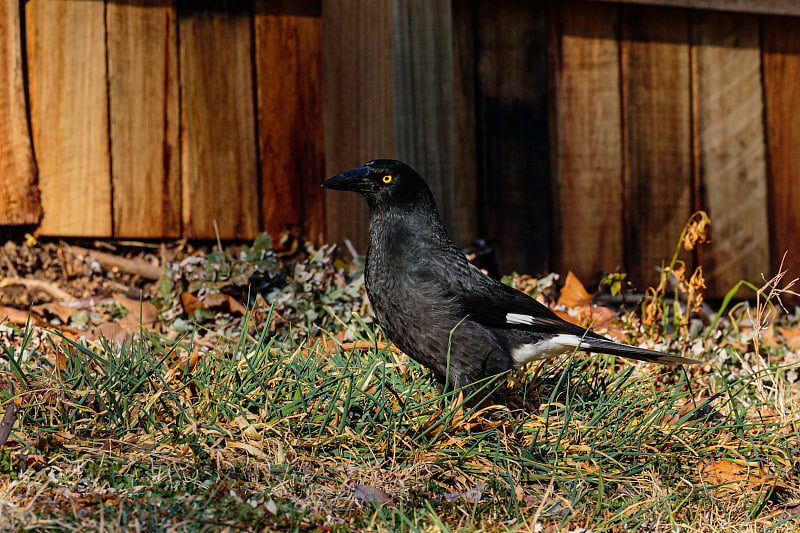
[506,312,535,325]
[511,334,586,365]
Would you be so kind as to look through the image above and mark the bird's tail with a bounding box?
[581,337,702,366]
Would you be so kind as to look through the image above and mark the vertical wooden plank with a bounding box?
[107,0,180,238]
[322,0,394,251]
[254,0,324,243]
[621,5,692,289]
[26,0,111,236]
[549,0,623,284]
[475,0,550,275]
[692,11,769,297]
[451,0,479,246]
[178,0,259,240]
[763,17,800,283]
[393,0,457,238]
[0,1,40,225]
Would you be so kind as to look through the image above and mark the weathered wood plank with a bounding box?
[763,17,800,283]
[692,11,769,296]
[254,0,324,243]
[107,0,180,238]
[26,0,111,236]
[322,0,394,251]
[178,0,259,240]
[0,1,40,225]
[451,0,479,247]
[621,5,692,289]
[393,0,458,240]
[595,0,800,18]
[475,0,550,275]
[549,0,623,284]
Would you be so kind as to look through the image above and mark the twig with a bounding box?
[69,246,162,280]
[0,402,19,446]
[213,219,224,254]
[0,277,74,302]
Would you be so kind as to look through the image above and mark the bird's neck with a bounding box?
[367,201,456,267]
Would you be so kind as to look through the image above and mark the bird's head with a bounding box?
[322,159,433,210]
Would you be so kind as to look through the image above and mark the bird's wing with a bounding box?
[452,263,701,366]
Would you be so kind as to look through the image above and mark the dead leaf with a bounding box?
[780,326,800,350]
[557,271,593,308]
[180,292,203,315]
[113,294,158,329]
[0,305,48,328]
[354,484,395,507]
[32,302,78,323]
[699,458,768,491]
[180,292,246,316]
[94,321,134,343]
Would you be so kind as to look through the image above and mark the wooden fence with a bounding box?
[1,0,800,298]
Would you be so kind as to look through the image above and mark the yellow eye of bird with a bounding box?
[382,175,393,184]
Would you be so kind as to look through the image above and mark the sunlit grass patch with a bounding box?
[0,305,798,531]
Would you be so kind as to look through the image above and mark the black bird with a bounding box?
[322,160,700,394]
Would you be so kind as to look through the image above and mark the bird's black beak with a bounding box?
[321,166,373,193]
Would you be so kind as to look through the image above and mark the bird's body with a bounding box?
[323,160,700,393]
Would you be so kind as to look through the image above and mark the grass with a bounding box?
[1,300,799,532]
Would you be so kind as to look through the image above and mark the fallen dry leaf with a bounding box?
[114,294,158,328]
[353,484,395,507]
[180,292,246,316]
[557,271,593,308]
[32,302,78,323]
[699,458,769,492]
[779,326,800,350]
[180,292,203,315]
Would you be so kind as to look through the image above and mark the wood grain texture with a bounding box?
[107,0,180,238]
[26,0,111,236]
[0,1,40,225]
[393,0,457,238]
[692,11,769,296]
[255,0,324,243]
[322,0,394,252]
[451,0,479,246]
[595,0,800,17]
[178,1,259,240]
[475,0,550,275]
[621,5,692,289]
[763,17,800,282]
[549,0,623,284]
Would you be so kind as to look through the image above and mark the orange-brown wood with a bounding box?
[107,0,180,238]
[322,0,394,252]
[549,0,623,285]
[763,16,800,283]
[178,2,259,240]
[621,5,692,290]
[0,1,40,225]
[26,0,111,236]
[692,11,769,297]
[254,0,325,243]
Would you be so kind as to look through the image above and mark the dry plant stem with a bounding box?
[0,277,74,302]
[68,246,162,280]
[745,253,799,412]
